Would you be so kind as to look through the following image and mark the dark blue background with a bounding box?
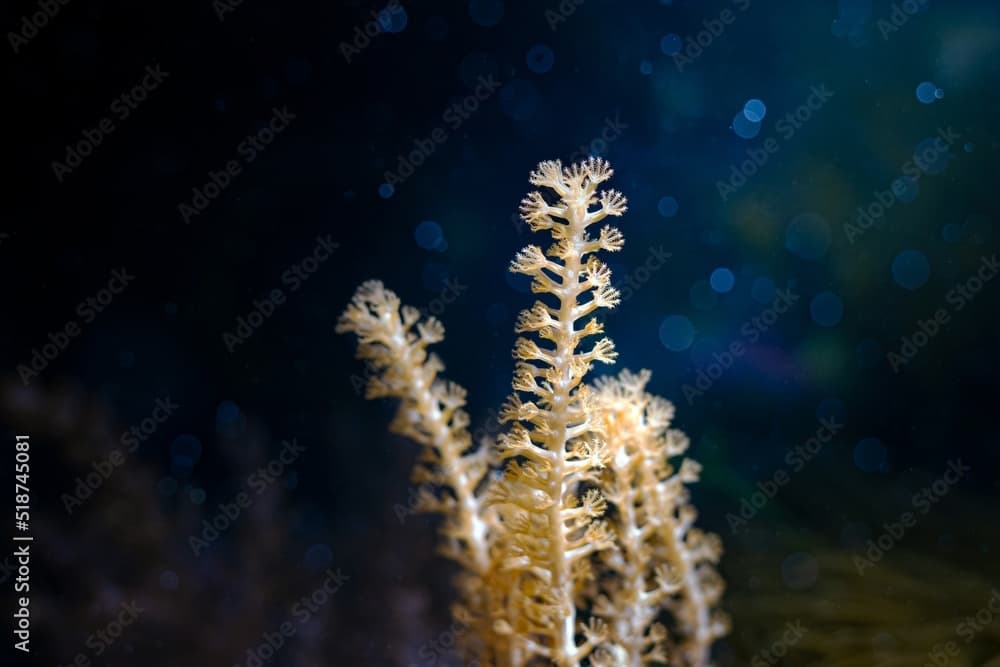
[3,0,998,665]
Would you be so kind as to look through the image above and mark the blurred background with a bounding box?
[2,0,999,665]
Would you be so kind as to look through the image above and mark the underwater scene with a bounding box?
[3,0,999,665]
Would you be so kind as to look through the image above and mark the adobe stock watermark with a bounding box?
[381,75,501,192]
[844,126,961,244]
[681,287,800,405]
[178,106,296,224]
[213,0,248,22]
[61,395,180,515]
[878,0,930,41]
[888,254,998,373]
[7,0,73,54]
[348,277,467,397]
[409,618,481,667]
[52,64,170,183]
[726,417,843,534]
[545,0,585,32]
[234,568,349,667]
[750,620,807,667]
[222,235,339,353]
[716,84,834,202]
[188,438,307,556]
[16,268,135,385]
[854,458,970,575]
[957,588,1000,645]
[615,245,672,303]
[671,0,752,72]
[56,601,144,667]
[339,0,404,62]
[925,588,1000,667]
[568,111,628,165]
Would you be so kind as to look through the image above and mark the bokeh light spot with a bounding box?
[913,137,952,175]
[891,176,919,203]
[657,196,679,218]
[499,79,540,121]
[377,5,407,33]
[743,98,767,122]
[892,250,930,290]
[710,268,735,293]
[810,291,844,327]
[468,0,504,27]
[170,434,203,466]
[304,544,334,572]
[415,220,444,250]
[526,44,554,74]
[660,33,682,55]
[216,400,240,429]
[160,571,180,591]
[942,223,962,243]
[659,315,696,352]
[854,437,888,473]
[916,81,938,104]
[732,112,762,139]
[782,552,819,590]
[816,397,846,422]
[785,213,831,260]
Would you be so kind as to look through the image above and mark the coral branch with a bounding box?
[340,158,726,667]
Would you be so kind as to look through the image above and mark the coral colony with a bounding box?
[339,158,727,666]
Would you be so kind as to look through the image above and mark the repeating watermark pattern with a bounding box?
[178,106,296,224]
[957,588,1000,644]
[716,85,835,202]
[924,588,1000,667]
[681,287,800,405]
[339,0,404,62]
[60,396,180,515]
[213,0,247,22]
[52,64,170,183]
[615,245,672,303]
[545,0,585,32]
[349,277,467,396]
[7,0,74,54]
[56,601,144,667]
[416,277,468,320]
[854,458,970,575]
[671,0,752,72]
[567,111,628,165]
[222,235,340,353]
[381,75,502,191]
[726,417,843,534]
[749,620,807,667]
[234,568,349,667]
[888,254,998,373]
[409,618,481,667]
[16,268,136,385]
[844,126,961,244]
[188,439,307,556]
[878,0,930,40]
